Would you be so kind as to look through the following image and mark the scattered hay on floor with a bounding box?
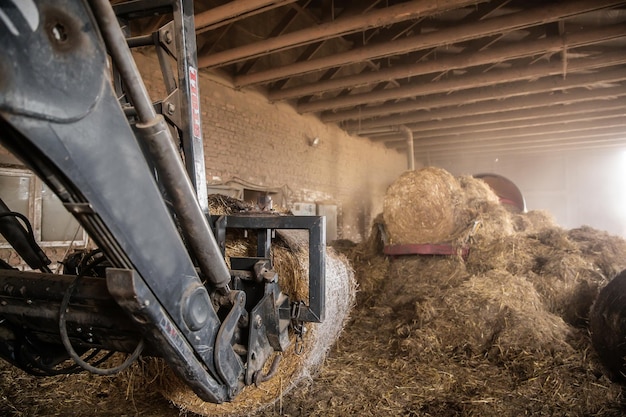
[0,352,176,417]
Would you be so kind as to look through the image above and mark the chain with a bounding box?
[291,301,307,355]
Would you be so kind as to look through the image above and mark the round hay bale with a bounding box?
[155,244,356,416]
[383,167,462,244]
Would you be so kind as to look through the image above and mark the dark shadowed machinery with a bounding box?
[0,0,325,403]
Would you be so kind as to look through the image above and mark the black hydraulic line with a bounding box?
[0,208,52,273]
[88,0,231,290]
[253,354,282,386]
[58,271,145,376]
[0,212,36,245]
[20,344,114,376]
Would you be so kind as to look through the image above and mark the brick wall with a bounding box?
[1,53,406,258]
[137,51,408,241]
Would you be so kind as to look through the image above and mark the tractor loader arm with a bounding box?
[0,0,325,403]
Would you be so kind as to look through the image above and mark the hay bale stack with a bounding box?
[325,173,626,415]
[155,221,356,416]
[370,167,626,394]
[383,167,462,244]
[382,171,519,246]
[378,168,626,333]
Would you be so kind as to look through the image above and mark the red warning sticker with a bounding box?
[189,66,201,140]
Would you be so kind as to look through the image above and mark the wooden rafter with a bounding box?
[198,0,488,69]
[234,0,625,87]
[270,21,625,104]
[192,0,626,156]
[342,82,626,131]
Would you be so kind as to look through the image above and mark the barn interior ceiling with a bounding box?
[135,0,626,159]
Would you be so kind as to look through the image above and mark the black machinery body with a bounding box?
[0,0,325,403]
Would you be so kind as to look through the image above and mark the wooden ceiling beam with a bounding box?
[342,84,626,131]
[296,18,426,105]
[299,2,506,108]
[236,3,307,76]
[234,0,625,87]
[374,110,626,143]
[292,25,626,112]
[390,120,626,151]
[363,100,626,138]
[403,128,626,156]
[410,135,626,158]
[338,67,626,129]
[389,125,626,153]
[198,0,485,69]
[271,1,371,91]
[333,67,626,129]
[321,48,626,121]
[195,0,297,33]
[277,0,510,102]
